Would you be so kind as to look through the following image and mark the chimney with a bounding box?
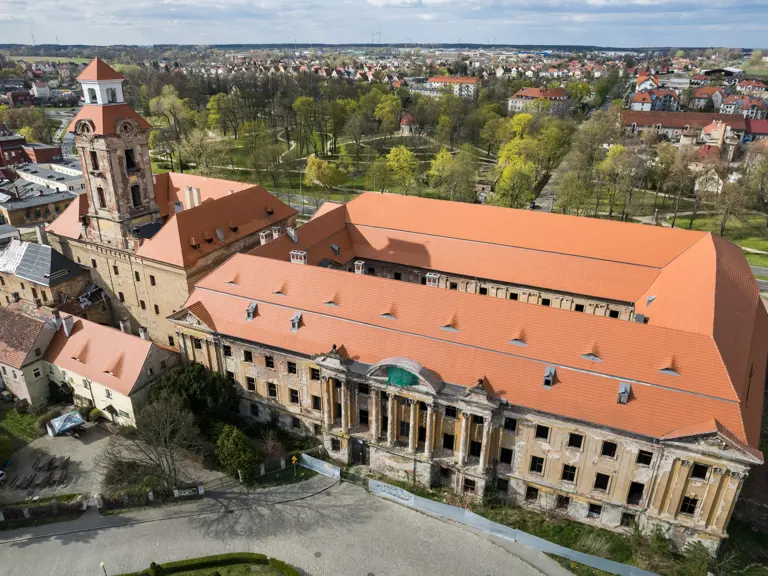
[193,187,201,207]
[286,227,299,243]
[354,260,365,274]
[259,230,271,245]
[119,318,130,334]
[35,225,48,246]
[62,315,74,337]
[290,250,307,265]
[52,310,62,330]
[227,189,234,195]
[272,225,281,240]
[184,186,193,209]
[173,201,184,213]
[139,326,149,340]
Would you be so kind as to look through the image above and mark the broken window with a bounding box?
[627,482,645,506]
[265,356,274,369]
[223,345,232,357]
[125,148,137,171]
[509,292,519,301]
[541,298,551,306]
[525,486,539,501]
[601,441,617,458]
[331,438,341,452]
[568,433,584,450]
[268,382,277,398]
[594,473,610,492]
[310,368,320,380]
[470,440,481,458]
[588,504,603,519]
[312,395,321,411]
[96,187,106,209]
[535,425,550,440]
[504,417,517,432]
[562,464,577,484]
[496,478,509,493]
[499,447,513,466]
[288,361,297,374]
[463,478,476,493]
[399,421,410,438]
[609,310,620,319]
[621,512,636,527]
[246,377,255,391]
[691,463,710,480]
[290,389,299,405]
[479,287,488,295]
[243,350,253,363]
[636,450,653,466]
[442,433,455,450]
[444,406,457,419]
[359,409,369,427]
[556,495,571,510]
[575,303,585,312]
[131,184,142,208]
[226,371,235,383]
[530,456,544,474]
[680,496,698,516]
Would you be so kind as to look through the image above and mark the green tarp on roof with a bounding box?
[387,366,418,387]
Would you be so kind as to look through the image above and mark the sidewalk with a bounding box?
[0,474,337,545]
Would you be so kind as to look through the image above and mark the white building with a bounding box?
[15,161,85,194]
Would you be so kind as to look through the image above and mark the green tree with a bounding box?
[180,128,222,176]
[493,155,536,208]
[556,171,592,216]
[716,181,750,237]
[566,81,592,106]
[216,424,259,482]
[304,154,347,190]
[366,156,393,192]
[0,105,7,124]
[149,127,177,170]
[436,115,453,148]
[387,145,418,195]
[149,85,196,173]
[207,93,242,139]
[429,145,477,202]
[151,364,239,427]
[374,94,402,137]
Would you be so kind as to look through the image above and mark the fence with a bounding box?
[368,479,657,576]
[299,453,340,480]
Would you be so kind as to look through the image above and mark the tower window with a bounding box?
[87,88,97,103]
[125,149,137,171]
[106,87,117,103]
[96,187,106,209]
[90,150,99,170]
[131,185,142,208]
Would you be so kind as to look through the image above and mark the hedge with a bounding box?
[114,552,303,576]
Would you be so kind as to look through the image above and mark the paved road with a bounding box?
[0,479,549,576]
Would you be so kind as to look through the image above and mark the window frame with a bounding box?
[567,433,584,450]
[535,424,550,441]
[680,495,699,516]
[504,417,517,432]
[289,388,300,405]
[561,464,578,484]
[593,472,611,492]
[601,440,618,459]
[529,455,545,475]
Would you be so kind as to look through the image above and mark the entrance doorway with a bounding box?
[351,438,369,465]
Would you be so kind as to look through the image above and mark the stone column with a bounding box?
[457,412,469,466]
[387,392,396,447]
[323,377,332,429]
[408,400,419,454]
[341,380,349,433]
[370,389,379,442]
[479,416,492,470]
[424,404,434,459]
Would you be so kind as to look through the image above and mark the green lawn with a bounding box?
[250,466,316,488]
[0,406,40,463]
[171,564,280,575]
[4,54,91,64]
[672,214,768,253]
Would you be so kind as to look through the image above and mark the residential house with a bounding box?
[635,74,660,91]
[746,118,768,141]
[0,307,57,402]
[5,91,34,108]
[720,94,767,119]
[737,80,767,96]
[21,143,64,164]
[0,124,26,167]
[622,111,746,141]
[425,76,481,99]
[690,87,726,111]
[630,92,652,112]
[0,180,77,226]
[15,161,84,194]
[508,87,571,115]
[45,317,177,426]
[32,81,50,99]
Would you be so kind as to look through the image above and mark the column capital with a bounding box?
[387,391,396,399]
[681,459,693,468]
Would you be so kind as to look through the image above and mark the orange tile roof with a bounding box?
[178,258,753,452]
[632,93,652,103]
[76,58,125,82]
[0,308,46,369]
[45,194,87,239]
[43,317,154,396]
[67,104,152,136]
[309,200,343,221]
[428,76,481,85]
[621,111,747,131]
[47,172,296,269]
[218,193,767,453]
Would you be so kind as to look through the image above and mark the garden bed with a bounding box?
[115,553,300,576]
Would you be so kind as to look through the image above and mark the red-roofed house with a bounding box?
[45,58,297,348]
[691,87,726,111]
[720,94,767,119]
[426,76,481,99]
[44,316,177,425]
[508,87,571,115]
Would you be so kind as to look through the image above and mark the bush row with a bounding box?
[113,552,300,576]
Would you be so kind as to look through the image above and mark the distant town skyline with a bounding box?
[0,0,766,49]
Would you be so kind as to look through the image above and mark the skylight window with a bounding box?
[646,295,657,306]
[581,353,602,363]
[659,367,679,376]
[380,312,396,320]
[508,338,527,347]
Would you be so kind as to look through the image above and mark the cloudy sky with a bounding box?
[0,0,766,48]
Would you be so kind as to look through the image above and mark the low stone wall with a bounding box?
[0,494,86,523]
[98,485,204,510]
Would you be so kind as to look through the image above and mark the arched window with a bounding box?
[106,88,117,103]
[96,187,106,209]
[87,88,97,103]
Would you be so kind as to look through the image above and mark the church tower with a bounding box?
[70,59,159,250]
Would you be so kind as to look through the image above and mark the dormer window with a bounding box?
[245,302,257,321]
[291,312,303,331]
[425,272,440,287]
[617,382,631,404]
[543,366,556,388]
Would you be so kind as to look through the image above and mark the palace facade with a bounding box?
[169,193,767,554]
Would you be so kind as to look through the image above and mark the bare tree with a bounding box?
[100,395,202,490]
[260,428,285,459]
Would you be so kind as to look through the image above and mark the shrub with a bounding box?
[575,531,612,558]
[88,407,102,422]
[35,407,63,434]
[29,400,49,416]
[215,424,259,482]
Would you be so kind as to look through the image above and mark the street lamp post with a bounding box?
[100,562,108,576]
